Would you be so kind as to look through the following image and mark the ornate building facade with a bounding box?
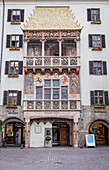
[0,0,109,148]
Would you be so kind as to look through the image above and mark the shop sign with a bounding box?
[86,134,96,147]
[8,110,18,114]
[35,125,41,134]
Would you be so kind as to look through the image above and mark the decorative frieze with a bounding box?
[24,30,80,41]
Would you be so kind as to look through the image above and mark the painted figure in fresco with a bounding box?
[25,75,33,93]
[69,76,79,93]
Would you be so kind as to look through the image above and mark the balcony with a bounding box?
[23,100,80,111]
[23,56,80,68]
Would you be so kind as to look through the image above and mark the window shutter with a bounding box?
[102,35,105,48]
[103,61,107,75]
[3,91,7,105]
[19,35,23,48]
[17,91,22,105]
[8,10,12,22]
[89,34,92,47]
[87,9,91,21]
[5,61,9,74]
[90,91,94,105]
[104,91,108,105]
[6,35,10,48]
[19,61,23,74]
[89,61,93,74]
[21,10,24,22]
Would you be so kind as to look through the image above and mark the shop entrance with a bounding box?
[52,122,69,146]
[5,122,25,146]
[89,123,109,145]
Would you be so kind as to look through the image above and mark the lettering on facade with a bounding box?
[94,110,107,113]
[8,110,18,114]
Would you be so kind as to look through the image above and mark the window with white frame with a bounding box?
[36,79,68,100]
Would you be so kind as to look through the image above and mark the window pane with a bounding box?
[53,89,59,99]
[16,41,19,47]
[12,36,15,41]
[96,10,99,14]
[13,11,16,15]
[61,87,68,99]
[16,36,19,41]
[92,10,95,14]
[44,89,51,99]
[53,80,59,87]
[17,10,20,15]
[36,87,42,99]
[44,80,51,87]
[15,62,18,66]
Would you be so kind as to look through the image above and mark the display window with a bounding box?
[90,124,106,142]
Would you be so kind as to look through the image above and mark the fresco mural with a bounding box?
[24,73,34,94]
[25,72,79,95]
[69,74,80,94]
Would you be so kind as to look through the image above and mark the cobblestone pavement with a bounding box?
[0,146,109,170]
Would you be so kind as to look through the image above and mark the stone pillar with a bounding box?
[24,40,28,56]
[73,118,79,148]
[25,118,30,148]
[76,40,80,56]
[41,39,46,56]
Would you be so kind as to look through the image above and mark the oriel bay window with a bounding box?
[33,78,78,110]
[27,40,42,56]
[62,40,76,56]
[45,40,59,56]
[36,79,68,100]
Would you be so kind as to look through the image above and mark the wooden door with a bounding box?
[60,128,68,145]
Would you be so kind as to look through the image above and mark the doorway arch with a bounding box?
[3,117,25,146]
[89,119,109,145]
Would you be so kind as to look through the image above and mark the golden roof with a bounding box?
[23,7,81,30]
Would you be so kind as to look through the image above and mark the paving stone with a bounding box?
[0,146,109,170]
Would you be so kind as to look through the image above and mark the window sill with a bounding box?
[8,74,19,78]
[6,105,18,108]
[94,105,105,108]
[91,21,101,24]
[92,48,102,51]
[9,48,20,51]
[11,22,21,25]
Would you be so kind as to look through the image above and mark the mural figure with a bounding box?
[25,73,34,94]
[69,76,79,93]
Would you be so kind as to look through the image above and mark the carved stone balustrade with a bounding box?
[23,100,80,111]
[23,56,80,68]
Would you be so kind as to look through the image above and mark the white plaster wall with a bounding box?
[30,121,52,147]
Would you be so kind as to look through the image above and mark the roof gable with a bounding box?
[22,7,82,30]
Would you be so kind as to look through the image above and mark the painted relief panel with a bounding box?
[24,73,34,94]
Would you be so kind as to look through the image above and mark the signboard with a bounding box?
[35,125,41,134]
[86,134,96,147]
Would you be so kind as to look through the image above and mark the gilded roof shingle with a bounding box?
[23,7,81,30]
